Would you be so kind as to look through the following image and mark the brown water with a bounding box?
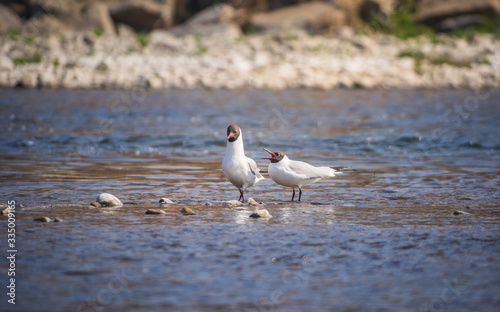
[0,88,499,312]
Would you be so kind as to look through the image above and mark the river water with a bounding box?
[0,88,499,312]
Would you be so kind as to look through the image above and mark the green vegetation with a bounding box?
[193,35,208,54]
[427,53,470,67]
[365,0,500,40]
[12,52,42,65]
[93,27,103,37]
[135,32,149,48]
[241,24,256,35]
[6,29,36,43]
[398,49,425,62]
[365,0,434,39]
[7,29,21,40]
[398,48,472,68]
[23,36,36,44]
[450,15,500,39]
[197,45,208,54]
[478,56,491,66]
[308,44,324,52]
[385,7,434,39]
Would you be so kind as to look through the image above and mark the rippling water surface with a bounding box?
[0,88,499,311]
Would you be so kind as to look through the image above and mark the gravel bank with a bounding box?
[2,30,499,89]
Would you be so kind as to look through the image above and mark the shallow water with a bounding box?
[0,88,499,312]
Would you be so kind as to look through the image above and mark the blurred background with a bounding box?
[1,0,499,89]
[1,0,499,37]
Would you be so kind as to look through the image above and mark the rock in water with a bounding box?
[145,209,166,215]
[34,216,51,222]
[159,198,174,204]
[250,209,272,218]
[54,217,63,222]
[453,210,470,215]
[180,207,196,215]
[223,200,243,207]
[1,207,11,215]
[90,201,102,208]
[205,202,212,206]
[96,193,123,207]
[246,198,260,206]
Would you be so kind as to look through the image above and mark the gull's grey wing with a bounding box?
[287,160,328,179]
[247,157,264,179]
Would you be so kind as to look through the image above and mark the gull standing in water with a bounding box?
[222,124,264,201]
[263,148,348,201]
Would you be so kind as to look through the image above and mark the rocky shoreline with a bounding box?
[2,29,500,89]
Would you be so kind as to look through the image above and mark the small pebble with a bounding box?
[90,201,102,208]
[96,193,123,207]
[145,209,166,215]
[180,207,196,215]
[249,209,272,218]
[54,217,63,222]
[205,202,212,206]
[159,198,174,204]
[453,210,470,215]
[34,216,51,222]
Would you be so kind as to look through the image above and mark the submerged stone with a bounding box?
[205,202,212,206]
[34,216,51,222]
[223,200,243,207]
[145,209,167,215]
[180,207,196,215]
[453,210,470,215]
[96,193,123,207]
[250,209,272,218]
[246,198,260,206]
[54,217,63,222]
[90,201,102,208]
[159,198,174,204]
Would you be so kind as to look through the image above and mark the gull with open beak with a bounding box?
[222,124,264,202]
[263,148,348,202]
